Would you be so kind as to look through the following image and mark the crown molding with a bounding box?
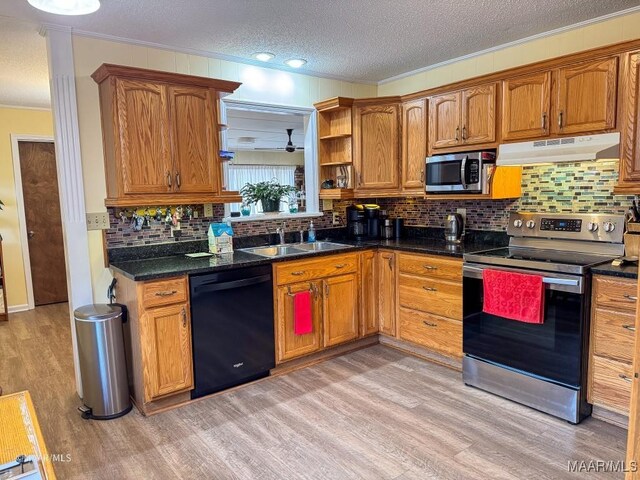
[0,103,51,111]
[38,23,72,36]
[378,5,640,85]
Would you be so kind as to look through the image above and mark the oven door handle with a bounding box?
[463,264,583,293]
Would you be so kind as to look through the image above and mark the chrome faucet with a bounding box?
[299,229,305,243]
[276,223,286,245]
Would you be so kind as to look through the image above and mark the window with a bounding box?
[220,100,318,220]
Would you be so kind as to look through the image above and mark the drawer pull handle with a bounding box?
[422,321,437,327]
[623,324,637,332]
[422,286,437,292]
[287,285,313,297]
[335,264,346,268]
[181,307,187,328]
[423,265,438,270]
[155,290,177,297]
[624,294,638,302]
[619,374,633,383]
[291,271,305,276]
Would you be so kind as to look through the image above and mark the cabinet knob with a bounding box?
[166,171,172,188]
[175,171,181,189]
[423,265,437,270]
[558,111,563,129]
[541,112,547,130]
[335,264,346,269]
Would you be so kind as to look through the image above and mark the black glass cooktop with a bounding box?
[464,247,616,275]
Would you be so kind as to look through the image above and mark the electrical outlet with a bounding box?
[203,203,213,217]
[456,208,467,229]
[86,212,110,230]
[333,212,341,225]
[322,199,334,211]
[193,210,199,219]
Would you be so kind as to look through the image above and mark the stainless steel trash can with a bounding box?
[74,304,132,420]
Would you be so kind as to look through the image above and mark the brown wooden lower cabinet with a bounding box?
[359,250,379,336]
[398,307,462,359]
[140,302,193,400]
[113,273,194,414]
[377,250,397,336]
[275,280,323,363]
[588,275,638,417]
[274,253,361,363]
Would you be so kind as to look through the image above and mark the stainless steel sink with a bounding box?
[241,245,306,257]
[294,241,353,252]
[241,242,352,258]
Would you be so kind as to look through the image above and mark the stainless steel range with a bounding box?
[462,212,625,424]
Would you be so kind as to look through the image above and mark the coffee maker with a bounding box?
[346,204,380,240]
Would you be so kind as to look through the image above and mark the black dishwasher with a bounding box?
[189,264,275,399]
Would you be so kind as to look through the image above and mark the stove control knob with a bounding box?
[513,219,523,228]
[587,222,599,232]
[603,222,616,233]
[526,220,536,229]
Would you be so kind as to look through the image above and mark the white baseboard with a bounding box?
[8,304,30,313]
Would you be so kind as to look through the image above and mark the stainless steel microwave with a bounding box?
[425,151,495,193]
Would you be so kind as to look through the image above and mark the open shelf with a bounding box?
[320,160,353,167]
[320,133,352,140]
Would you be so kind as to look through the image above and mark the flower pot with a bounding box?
[261,198,281,213]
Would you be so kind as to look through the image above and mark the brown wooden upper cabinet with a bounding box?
[555,57,618,135]
[401,98,427,193]
[428,83,496,153]
[353,100,400,193]
[502,57,618,142]
[501,71,552,141]
[92,64,241,207]
[616,51,640,193]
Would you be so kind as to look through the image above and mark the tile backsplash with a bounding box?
[104,160,635,249]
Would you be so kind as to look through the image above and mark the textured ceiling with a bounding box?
[1,0,639,107]
[0,17,49,108]
[226,109,305,151]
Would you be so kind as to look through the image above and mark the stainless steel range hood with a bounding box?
[497,132,620,166]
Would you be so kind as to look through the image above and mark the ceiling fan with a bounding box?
[253,128,304,152]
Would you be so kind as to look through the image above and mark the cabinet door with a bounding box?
[428,92,461,150]
[618,52,640,188]
[359,251,378,336]
[501,72,551,141]
[555,57,618,135]
[354,103,400,190]
[323,273,359,347]
[115,78,172,194]
[377,251,397,336]
[140,303,193,401]
[168,86,219,194]
[401,99,427,192]
[461,83,496,145]
[275,281,323,363]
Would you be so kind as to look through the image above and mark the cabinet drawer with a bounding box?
[141,277,188,308]
[398,252,462,281]
[398,274,462,320]
[592,307,636,363]
[398,307,462,358]
[276,253,358,285]
[589,356,633,414]
[593,276,638,313]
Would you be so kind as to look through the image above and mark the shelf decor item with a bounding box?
[240,179,296,214]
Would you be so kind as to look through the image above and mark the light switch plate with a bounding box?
[86,212,110,230]
[203,203,213,217]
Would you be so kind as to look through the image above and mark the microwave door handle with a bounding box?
[460,156,467,189]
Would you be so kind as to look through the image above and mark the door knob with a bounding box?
[28,231,35,238]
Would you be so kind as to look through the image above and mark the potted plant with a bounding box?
[240,179,296,213]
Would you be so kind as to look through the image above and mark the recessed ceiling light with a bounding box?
[285,58,307,69]
[27,0,100,15]
[253,52,275,62]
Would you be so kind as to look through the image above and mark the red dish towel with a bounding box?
[293,291,313,335]
[483,269,545,324]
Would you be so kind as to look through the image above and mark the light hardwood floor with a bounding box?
[0,304,628,479]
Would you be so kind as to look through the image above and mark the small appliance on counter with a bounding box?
[445,213,464,244]
[393,218,404,239]
[346,204,381,240]
[380,219,394,239]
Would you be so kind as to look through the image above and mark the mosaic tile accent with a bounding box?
[104,160,636,249]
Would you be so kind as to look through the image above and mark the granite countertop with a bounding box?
[591,261,639,279]
[110,231,507,281]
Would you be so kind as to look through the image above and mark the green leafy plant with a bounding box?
[240,179,296,213]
